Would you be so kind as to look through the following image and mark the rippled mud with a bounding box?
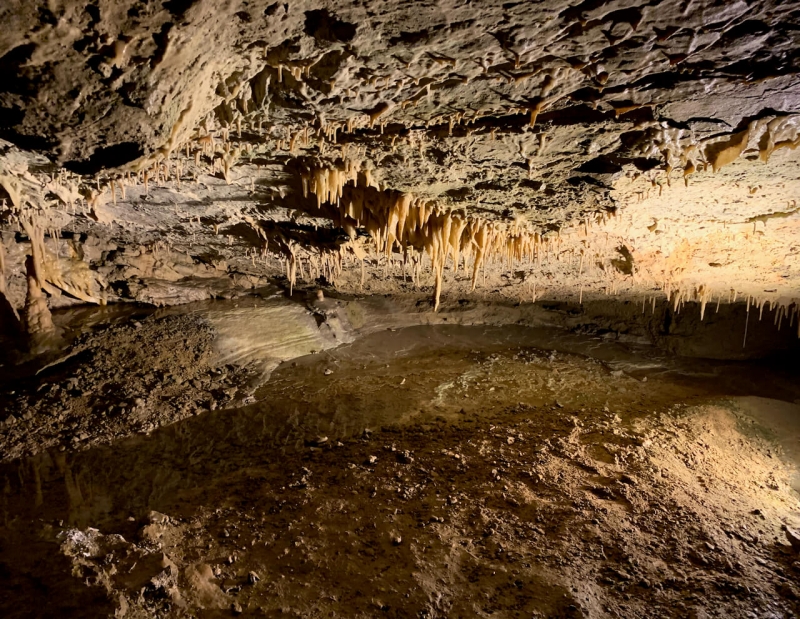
[2,296,800,618]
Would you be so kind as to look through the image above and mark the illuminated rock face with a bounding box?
[0,0,799,329]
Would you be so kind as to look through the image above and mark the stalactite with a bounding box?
[302,162,545,309]
[19,215,47,290]
[699,285,709,321]
[743,299,750,348]
[0,236,7,296]
[21,252,53,333]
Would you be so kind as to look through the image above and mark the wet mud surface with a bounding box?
[2,298,800,618]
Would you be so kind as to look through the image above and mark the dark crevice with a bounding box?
[304,9,357,44]
[0,44,38,95]
[578,157,624,175]
[0,128,58,153]
[150,22,173,69]
[64,142,144,175]
[162,0,197,19]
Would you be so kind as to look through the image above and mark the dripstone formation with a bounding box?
[1,0,799,339]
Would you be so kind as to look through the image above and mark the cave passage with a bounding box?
[2,0,800,616]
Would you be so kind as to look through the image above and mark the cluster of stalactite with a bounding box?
[0,170,111,346]
[242,211,372,296]
[302,161,548,310]
[296,161,800,330]
[661,285,800,345]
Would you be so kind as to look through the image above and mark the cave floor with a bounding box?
[2,299,800,618]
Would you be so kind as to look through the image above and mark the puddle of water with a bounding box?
[163,292,354,383]
[2,321,800,535]
[0,302,156,379]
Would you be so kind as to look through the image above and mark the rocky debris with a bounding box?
[1,316,800,618]
[396,449,414,464]
[58,527,184,613]
[9,395,797,618]
[0,312,248,460]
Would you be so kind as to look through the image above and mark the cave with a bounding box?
[2,1,800,617]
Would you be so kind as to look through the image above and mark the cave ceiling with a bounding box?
[0,0,799,313]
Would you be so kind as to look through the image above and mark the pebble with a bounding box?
[148,511,169,524]
[396,450,414,464]
[784,526,800,553]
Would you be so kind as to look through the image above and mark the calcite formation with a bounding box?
[0,0,799,340]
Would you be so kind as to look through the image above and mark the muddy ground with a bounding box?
[2,295,800,618]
